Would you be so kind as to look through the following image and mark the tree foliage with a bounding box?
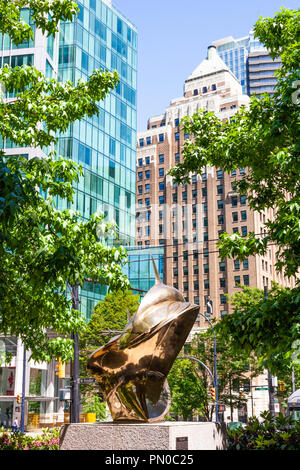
[0,1,129,361]
[167,358,208,420]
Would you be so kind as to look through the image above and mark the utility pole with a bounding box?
[264,286,275,417]
[20,346,26,433]
[70,282,80,423]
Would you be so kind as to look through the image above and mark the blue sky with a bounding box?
[111,0,299,132]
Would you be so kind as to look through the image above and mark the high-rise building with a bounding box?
[136,45,294,328]
[0,0,137,430]
[136,45,295,422]
[212,31,281,96]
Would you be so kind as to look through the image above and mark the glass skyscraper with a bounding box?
[212,31,280,96]
[56,0,138,319]
[0,1,138,321]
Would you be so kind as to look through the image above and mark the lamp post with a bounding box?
[20,346,26,433]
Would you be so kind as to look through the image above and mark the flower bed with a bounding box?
[0,427,60,450]
[227,411,300,450]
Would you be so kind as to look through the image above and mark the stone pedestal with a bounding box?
[59,421,227,450]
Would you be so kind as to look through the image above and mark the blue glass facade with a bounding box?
[1,2,138,321]
[56,1,138,320]
[125,247,164,299]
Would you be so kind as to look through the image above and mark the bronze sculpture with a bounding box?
[87,258,200,423]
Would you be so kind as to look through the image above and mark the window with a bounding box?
[204,264,209,274]
[232,196,238,206]
[221,310,227,318]
[159,168,164,177]
[183,282,188,292]
[145,226,150,236]
[218,215,224,225]
[204,248,209,258]
[241,226,248,237]
[202,187,207,197]
[234,260,240,270]
[146,210,151,221]
[145,184,150,193]
[183,266,188,276]
[217,185,223,195]
[212,84,217,91]
[217,200,223,209]
[243,275,250,286]
[138,185,142,195]
[201,173,207,181]
[203,202,208,212]
[194,265,199,275]
[183,251,188,261]
[182,191,187,201]
[192,189,197,198]
[138,172,143,181]
[138,158,143,167]
[145,170,150,179]
[193,89,198,95]
[146,136,151,145]
[145,198,150,206]
[241,210,247,221]
[219,262,226,272]
[203,232,208,242]
[159,182,164,191]
[217,170,223,179]
[159,154,164,163]
[145,156,150,165]
[192,204,197,214]
[175,132,180,141]
[243,259,249,270]
[220,294,227,304]
[240,195,247,205]
[172,193,177,203]
[203,217,208,227]
[159,224,163,234]
[233,227,239,233]
[234,276,241,286]
[232,212,238,222]
[159,134,164,142]
[204,279,209,289]
[194,281,199,291]
[239,168,245,175]
[139,138,144,147]
[175,153,180,162]
[173,268,178,277]
[220,278,226,288]
[174,118,179,127]
[138,199,143,206]
[231,169,236,177]
[203,86,208,93]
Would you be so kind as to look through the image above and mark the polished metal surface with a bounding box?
[87,258,200,422]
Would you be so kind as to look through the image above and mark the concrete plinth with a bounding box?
[59,421,227,450]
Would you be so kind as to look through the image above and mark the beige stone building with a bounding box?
[135,45,296,421]
[136,46,293,331]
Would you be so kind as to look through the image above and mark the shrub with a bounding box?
[0,427,60,450]
[227,411,300,450]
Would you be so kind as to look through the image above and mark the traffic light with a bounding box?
[16,394,21,404]
[279,381,285,392]
[210,388,216,401]
[55,358,65,379]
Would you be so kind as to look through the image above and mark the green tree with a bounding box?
[188,328,263,421]
[0,1,129,362]
[167,358,208,421]
[169,8,300,367]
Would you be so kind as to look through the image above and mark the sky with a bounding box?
[111,0,299,132]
